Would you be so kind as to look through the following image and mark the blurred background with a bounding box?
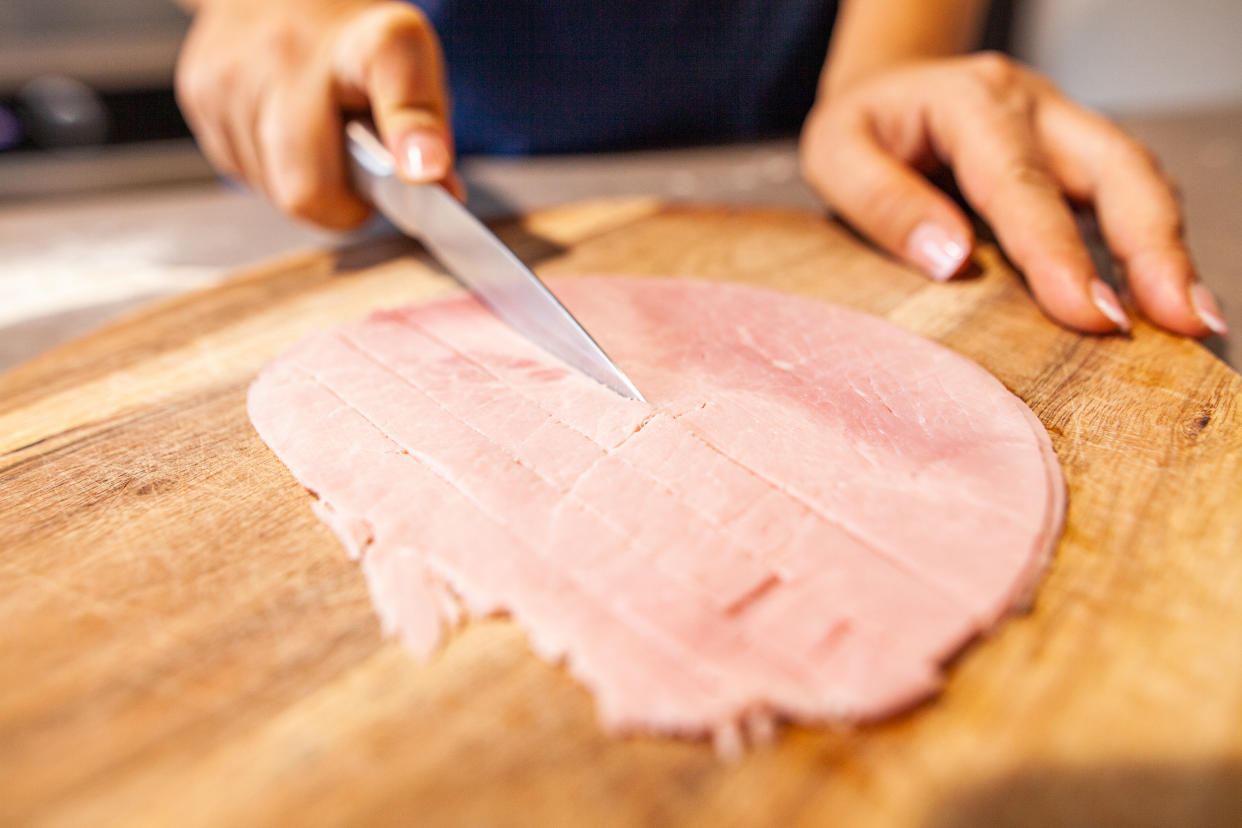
[2,0,1241,369]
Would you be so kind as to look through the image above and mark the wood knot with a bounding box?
[1184,408,1213,439]
[129,477,174,497]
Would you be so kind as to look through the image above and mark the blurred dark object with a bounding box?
[981,0,1018,52]
[16,76,109,148]
[4,82,190,151]
[0,106,22,150]
[0,0,208,200]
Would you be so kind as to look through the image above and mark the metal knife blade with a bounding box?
[344,120,645,402]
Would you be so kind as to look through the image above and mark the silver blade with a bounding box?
[345,121,644,402]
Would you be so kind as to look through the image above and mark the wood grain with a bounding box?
[2,199,1241,828]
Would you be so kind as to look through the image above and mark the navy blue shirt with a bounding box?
[415,2,837,154]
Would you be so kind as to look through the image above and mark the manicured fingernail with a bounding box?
[1190,283,1229,336]
[1090,280,1131,332]
[906,222,969,281]
[400,131,450,181]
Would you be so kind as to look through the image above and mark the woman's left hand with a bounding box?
[799,52,1227,338]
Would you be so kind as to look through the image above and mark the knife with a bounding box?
[344,119,645,402]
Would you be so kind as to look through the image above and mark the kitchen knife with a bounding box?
[344,119,645,402]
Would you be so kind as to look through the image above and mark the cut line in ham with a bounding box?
[248,276,1065,752]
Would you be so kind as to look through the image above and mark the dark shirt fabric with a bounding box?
[413,1,838,154]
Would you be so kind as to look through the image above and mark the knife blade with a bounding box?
[344,120,645,402]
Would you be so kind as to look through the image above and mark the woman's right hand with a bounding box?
[176,0,457,229]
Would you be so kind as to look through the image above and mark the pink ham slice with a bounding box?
[248,276,1065,748]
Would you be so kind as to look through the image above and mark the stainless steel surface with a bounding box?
[345,120,645,402]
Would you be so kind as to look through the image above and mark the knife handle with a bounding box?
[345,119,396,205]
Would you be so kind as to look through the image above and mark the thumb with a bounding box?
[334,5,453,184]
[804,120,974,281]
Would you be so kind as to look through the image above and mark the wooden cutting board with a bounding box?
[2,199,1241,828]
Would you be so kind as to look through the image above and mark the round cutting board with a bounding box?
[2,199,1240,827]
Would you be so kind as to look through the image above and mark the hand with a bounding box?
[799,52,1227,338]
[175,0,461,229]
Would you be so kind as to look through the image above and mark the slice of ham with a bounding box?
[248,276,1065,749]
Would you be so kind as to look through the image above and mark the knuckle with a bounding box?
[271,170,366,229]
[1026,71,1062,99]
[393,2,430,31]
[327,203,373,230]
[967,158,1051,213]
[850,167,916,229]
[188,61,236,102]
[970,51,1019,89]
[353,5,436,85]
[798,151,833,197]
[174,53,215,113]
[257,22,303,64]
[797,111,862,196]
[375,5,431,49]
[177,75,221,125]
[173,69,201,113]
[174,32,203,101]
[1041,261,1090,290]
[797,110,834,178]
[1158,193,1187,236]
[257,108,294,157]
[797,155,821,191]
[271,170,327,218]
[1005,159,1055,192]
[1112,135,1161,173]
[995,87,1036,120]
[1094,124,1181,204]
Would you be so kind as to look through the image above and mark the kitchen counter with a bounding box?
[2,105,1238,373]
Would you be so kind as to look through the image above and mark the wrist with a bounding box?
[819,0,989,98]
[822,56,918,98]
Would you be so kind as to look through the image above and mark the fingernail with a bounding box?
[400,131,450,181]
[906,222,969,281]
[1090,280,1131,332]
[1190,283,1229,336]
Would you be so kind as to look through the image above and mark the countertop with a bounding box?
[2,105,1238,373]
